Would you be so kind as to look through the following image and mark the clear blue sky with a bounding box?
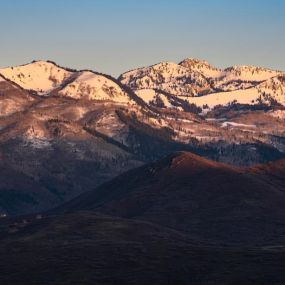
[0,0,284,76]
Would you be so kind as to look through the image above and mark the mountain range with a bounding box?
[0,58,285,216]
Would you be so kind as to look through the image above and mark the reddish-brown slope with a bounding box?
[63,152,285,245]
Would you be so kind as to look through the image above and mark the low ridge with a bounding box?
[61,151,285,245]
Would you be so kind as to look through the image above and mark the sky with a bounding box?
[0,0,284,76]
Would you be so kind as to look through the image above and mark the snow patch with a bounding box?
[221,122,257,128]
[269,110,285,119]
[23,138,51,149]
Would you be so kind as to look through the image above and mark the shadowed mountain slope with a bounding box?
[1,153,285,284]
[62,152,285,245]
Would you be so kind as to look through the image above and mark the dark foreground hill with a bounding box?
[0,152,285,284]
[62,152,285,246]
[1,212,285,285]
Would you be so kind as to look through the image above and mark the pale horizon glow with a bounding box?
[0,0,284,76]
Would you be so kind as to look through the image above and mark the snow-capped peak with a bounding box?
[179,58,211,67]
[58,71,133,103]
[0,60,73,95]
[223,65,281,81]
[0,61,137,104]
[179,57,222,79]
[119,61,213,97]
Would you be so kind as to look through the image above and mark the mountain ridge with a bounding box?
[59,150,285,246]
[1,57,285,215]
[1,58,284,108]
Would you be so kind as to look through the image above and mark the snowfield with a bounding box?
[135,89,175,108]
[135,75,285,110]
[59,71,132,103]
[184,88,260,109]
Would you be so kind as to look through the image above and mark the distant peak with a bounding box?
[150,61,180,69]
[0,60,78,75]
[33,60,58,66]
[28,60,64,68]
[179,57,216,68]
[225,65,255,71]
[0,60,58,70]
[179,57,209,65]
[167,151,228,171]
[179,58,221,75]
[224,65,277,73]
